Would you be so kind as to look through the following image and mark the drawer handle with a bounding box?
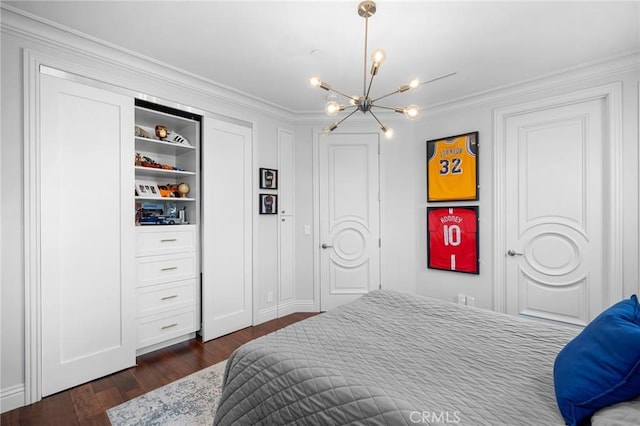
[161,294,178,301]
[160,238,178,242]
[161,266,178,271]
[161,323,178,330]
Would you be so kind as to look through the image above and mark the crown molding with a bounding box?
[421,51,640,116]
[1,4,297,122]
[2,4,637,125]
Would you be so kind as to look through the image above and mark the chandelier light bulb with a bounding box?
[325,101,342,117]
[403,105,419,120]
[380,124,394,139]
[309,76,321,87]
[409,78,420,89]
[371,49,386,65]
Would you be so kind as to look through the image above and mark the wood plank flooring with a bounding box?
[1,312,319,425]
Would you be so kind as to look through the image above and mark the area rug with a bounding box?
[107,360,227,426]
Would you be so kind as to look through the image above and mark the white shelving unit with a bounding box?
[133,100,201,354]
[134,103,200,226]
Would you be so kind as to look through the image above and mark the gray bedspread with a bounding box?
[213,290,579,425]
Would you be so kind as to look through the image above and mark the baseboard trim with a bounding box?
[135,332,196,357]
[1,384,25,414]
[255,305,278,325]
[255,300,319,326]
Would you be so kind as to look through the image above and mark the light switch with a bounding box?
[304,225,311,235]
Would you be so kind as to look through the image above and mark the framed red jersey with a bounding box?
[427,206,479,274]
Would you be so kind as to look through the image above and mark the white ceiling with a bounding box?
[5,1,640,114]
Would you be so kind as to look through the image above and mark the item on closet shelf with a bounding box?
[166,183,190,198]
[139,155,162,168]
[178,183,190,197]
[135,153,143,166]
[136,181,162,198]
[135,125,151,138]
[155,125,168,140]
[164,131,191,146]
[158,185,172,198]
[136,202,166,225]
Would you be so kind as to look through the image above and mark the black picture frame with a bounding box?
[259,193,278,215]
[427,206,479,274]
[259,168,278,189]
[426,131,479,202]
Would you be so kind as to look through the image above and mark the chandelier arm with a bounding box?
[370,104,396,111]
[334,108,360,129]
[368,110,386,128]
[370,88,402,103]
[365,71,376,100]
[327,86,358,102]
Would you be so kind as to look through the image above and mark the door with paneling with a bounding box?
[505,98,605,326]
[319,132,380,311]
[278,129,295,309]
[40,73,136,396]
[201,118,253,341]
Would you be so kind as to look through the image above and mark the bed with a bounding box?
[213,290,640,425]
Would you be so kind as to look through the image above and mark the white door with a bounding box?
[201,118,252,341]
[505,98,605,326]
[40,73,136,396]
[278,129,295,308]
[319,132,380,311]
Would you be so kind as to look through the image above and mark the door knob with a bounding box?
[507,249,523,256]
[321,243,333,249]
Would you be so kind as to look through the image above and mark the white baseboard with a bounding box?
[255,305,278,325]
[276,299,298,317]
[1,384,25,414]
[291,299,319,313]
[255,300,319,326]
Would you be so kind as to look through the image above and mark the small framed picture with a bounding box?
[135,180,162,199]
[259,168,278,189]
[259,193,278,214]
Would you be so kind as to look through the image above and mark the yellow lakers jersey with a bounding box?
[427,133,478,201]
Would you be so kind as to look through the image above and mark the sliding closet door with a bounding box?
[201,118,253,341]
[40,73,135,396]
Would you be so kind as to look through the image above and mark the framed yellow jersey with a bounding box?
[427,132,479,201]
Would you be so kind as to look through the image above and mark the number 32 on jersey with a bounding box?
[427,207,479,274]
[427,132,478,201]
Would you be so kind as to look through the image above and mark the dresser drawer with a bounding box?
[137,253,196,287]
[136,225,196,257]
[137,279,196,317]
[137,308,197,349]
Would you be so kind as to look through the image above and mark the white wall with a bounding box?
[414,58,640,309]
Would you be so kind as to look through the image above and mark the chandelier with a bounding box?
[310,0,422,138]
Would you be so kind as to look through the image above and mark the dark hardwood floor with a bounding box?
[1,312,319,425]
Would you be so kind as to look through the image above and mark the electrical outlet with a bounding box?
[457,294,466,305]
[466,296,475,307]
[267,291,273,303]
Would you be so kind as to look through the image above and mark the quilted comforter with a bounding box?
[213,290,579,425]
